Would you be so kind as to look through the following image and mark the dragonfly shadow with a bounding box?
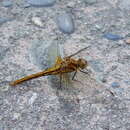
[56,86,80,115]
[57,95,80,114]
[48,75,61,89]
[48,74,81,115]
[48,72,76,91]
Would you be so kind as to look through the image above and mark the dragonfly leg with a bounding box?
[72,71,84,85]
[79,69,89,75]
[66,46,89,58]
[106,89,115,96]
[72,71,77,80]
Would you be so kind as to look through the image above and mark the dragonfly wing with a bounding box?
[46,41,73,89]
[47,41,61,67]
[61,73,72,88]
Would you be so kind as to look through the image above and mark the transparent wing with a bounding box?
[47,40,72,89]
[47,40,61,67]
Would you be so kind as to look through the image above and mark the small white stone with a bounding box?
[28,93,37,105]
[0,85,9,92]
[31,17,44,27]
[125,38,130,44]
[12,113,21,120]
[67,1,75,8]
[0,116,2,121]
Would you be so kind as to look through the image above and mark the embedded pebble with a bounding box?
[31,17,44,27]
[103,33,123,41]
[2,0,13,7]
[66,1,75,8]
[56,13,75,34]
[0,85,9,92]
[99,75,107,83]
[126,33,130,37]
[111,82,120,88]
[27,0,56,7]
[30,39,51,69]
[0,18,13,25]
[82,0,97,5]
[12,113,21,121]
[125,38,130,44]
[23,3,31,8]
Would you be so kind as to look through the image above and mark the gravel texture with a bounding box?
[0,0,130,130]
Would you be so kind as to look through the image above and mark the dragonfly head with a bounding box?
[78,58,87,69]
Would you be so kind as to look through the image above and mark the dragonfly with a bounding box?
[10,47,89,87]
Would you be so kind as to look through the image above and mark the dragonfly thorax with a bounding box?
[77,58,87,69]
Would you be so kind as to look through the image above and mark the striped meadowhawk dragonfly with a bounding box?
[9,41,114,101]
[9,43,89,87]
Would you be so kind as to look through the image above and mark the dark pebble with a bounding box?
[2,0,13,7]
[30,40,51,69]
[56,13,75,34]
[27,0,56,7]
[83,0,97,5]
[101,76,107,83]
[103,33,123,41]
[111,82,120,88]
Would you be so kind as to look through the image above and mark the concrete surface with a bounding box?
[0,0,130,130]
